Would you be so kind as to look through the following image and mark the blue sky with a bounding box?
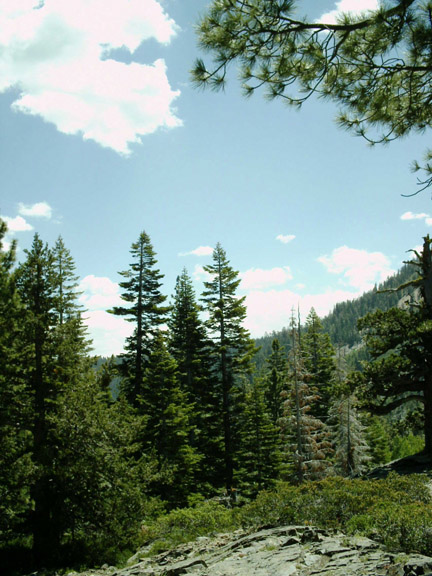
[1,0,431,355]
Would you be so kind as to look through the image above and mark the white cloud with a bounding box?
[320,0,378,24]
[84,310,132,356]
[1,239,12,252]
[240,266,293,290]
[276,234,296,244]
[244,288,359,337]
[18,201,52,218]
[192,264,213,282]
[426,218,432,226]
[318,246,394,292]
[0,0,181,154]
[78,274,133,355]
[400,211,430,221]
[79,274,124,310]
[3,215,33,232]
[179,246,213,257]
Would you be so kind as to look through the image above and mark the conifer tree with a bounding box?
[15,235,60,565]
[110,231,169,405]
[0,221,33,552]
[168,268,219,492]
[366,416,392,466]
[302,308,336,420]
[329,394,370,476]
[201,243,256,489]
[280,311,332,483]
[329,347,370,476]
[168,268,209,397]
[235,375,281,496]
[14,234,94,567]
[52,369,156,564]
[264,338,289,425]
[143,331,201,506]
[354,236,432,454]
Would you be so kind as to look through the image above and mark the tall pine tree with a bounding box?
[143,331,201,506]
[280,311,332,483]
[0,221,33,556]
[110,231,169,405]
[168,268,218,493]
[201,243,256,490]
[264,338,289,426]
[302,308,336,420]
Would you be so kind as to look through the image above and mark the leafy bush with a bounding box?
[140,500,237,553]
[141,474,432,557]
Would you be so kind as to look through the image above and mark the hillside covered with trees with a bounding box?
[1,216,432,575]
[255,262,417,365]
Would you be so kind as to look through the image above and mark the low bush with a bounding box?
[140,500,237,554]
[141,474,432,557]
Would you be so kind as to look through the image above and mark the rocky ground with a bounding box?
[71,525,432,576]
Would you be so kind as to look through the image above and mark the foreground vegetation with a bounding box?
[141,474,432,559]
[1,218,431,575]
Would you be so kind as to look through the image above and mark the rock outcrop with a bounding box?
[72,525,432,576]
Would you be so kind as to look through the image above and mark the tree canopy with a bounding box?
[353,236,432,453]
[192,0,432,190]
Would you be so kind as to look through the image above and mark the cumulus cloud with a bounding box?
[79,274,124,310]
[318,246,394,292]
[18,201,52,218]
[276,234,296,244]
[3,215,33,232]
[79,274,133,356]
[84,310,133,356]
[320,0,379,24]
[400,211,432,226]
[179,246,213,257]
[400,211,429,221]
[240,266,293,290]
[192,264,213,283]
[0,0,181,154]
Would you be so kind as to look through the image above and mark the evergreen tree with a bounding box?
[15,234,60,565]
[366,416,392,467]
[353,236,432,454]
[193,0,432,190]
[14,234,94,567]
[110,231,169,405]
[168,268,219,493]
[302,308,336,420]
[0,221,33,554]
[143,331,201,506]
[168,268,209,398]
[264,338,288,425]
[329,394,370,476]
[235,375,281,496]
[52,370,156,565]
[201,243,257,489]
[280,311,332,483]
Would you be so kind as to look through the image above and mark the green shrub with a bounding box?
[141,474,432,557]
[141,500,237,553]
[348,502,432,554]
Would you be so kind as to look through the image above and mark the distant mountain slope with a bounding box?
[254,262,417,368]
[321,262,416,347]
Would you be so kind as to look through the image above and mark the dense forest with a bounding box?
[254,263,417,366]
[1,219,431,574]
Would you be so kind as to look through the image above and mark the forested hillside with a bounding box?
[254,262,417,367]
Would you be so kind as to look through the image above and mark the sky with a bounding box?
[1,0,432,356]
